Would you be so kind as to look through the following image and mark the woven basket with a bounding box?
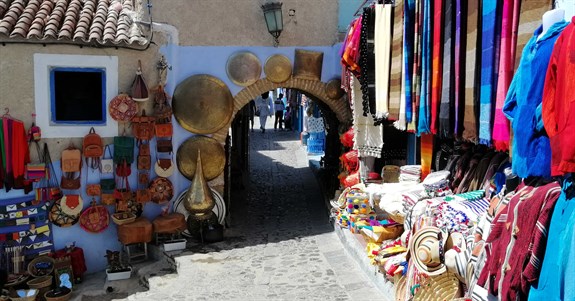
[26,276,52,289]
[44,288,72,301]
[27,256,55,277]
[413,272,462,301]
[10,289,38,301]
[394,275,408,301]
[112,212,136,225]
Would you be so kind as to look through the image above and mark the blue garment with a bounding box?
[404,0,415,123]
[417,0,431,135]
[478,0,498,145]
[503,22,568,179]
[529,175,575,300]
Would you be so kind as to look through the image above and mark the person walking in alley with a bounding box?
[274,93,286,131]
[255,91,273,133]
[249,99,256,132]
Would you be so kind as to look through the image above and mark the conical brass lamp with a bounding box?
[183,150,215,219]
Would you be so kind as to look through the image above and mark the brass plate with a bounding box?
[293,49,324,81]
[177,135,225,181]
[264,54,292,83]
[173,75,233,134]
[325,79,344,99]
[226,51,262,87]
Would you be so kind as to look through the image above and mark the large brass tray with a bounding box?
[176,135,225,181]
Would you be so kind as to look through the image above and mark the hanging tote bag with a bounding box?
[113,136,135,164]
[25,140,46,182]
[60,144,82,190]
[83,127,104,170]
[101,145,114,174]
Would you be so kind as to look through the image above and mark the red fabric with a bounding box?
[542,19,575,175]
[430,0,444,134]
[340,128,355,148]
[52,247,87,278]
[11,120,29,189]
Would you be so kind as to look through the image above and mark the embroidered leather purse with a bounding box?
[139,143,150,156]
[101,145,114,174]
[61,144,82,190]
[137,155,151,170]
[131,110,155,142]
[154,158,174,178]
[156,139,173,153]
[136,188,151,204]
[149,177,174,204]
[86,184,101,197]
[155,123,173,138]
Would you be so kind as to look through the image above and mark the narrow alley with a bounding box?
[121,120,385,300]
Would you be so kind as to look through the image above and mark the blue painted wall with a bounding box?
[338,0,366,33]
[0,44,343,273]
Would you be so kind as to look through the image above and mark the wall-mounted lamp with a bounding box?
[261,2,283,47]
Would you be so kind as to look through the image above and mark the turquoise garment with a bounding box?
[503,22,568,179]
[417,0,431,135]
[478,0,499,145]
[528,175,575,300]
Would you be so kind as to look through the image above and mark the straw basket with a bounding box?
[10,289,38,301]
[111,212,136,225]
[394,275,408,301]
[413,272,462,301]
[28,256,55,277]
[44,288,72,301]
[27,276,53,301]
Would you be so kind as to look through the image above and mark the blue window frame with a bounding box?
[50,67,106,125]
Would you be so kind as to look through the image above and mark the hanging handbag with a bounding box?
[36,143,62,201]
[101,145,114,174]
[155,122,173,138]
[154,158,174,178]
[61,144,82,173]
[83,127,104,170]
[156,139,173,153]
[131,110,155,142]
[149,177,174,204]
[136,188,151,204]
[86,184,101,197]
[138,172,149,185]
[25,140,46,181]
[113,136,135,164]
[137,155,151,170]
[116,159,132,177]
[139,143,150,156]
[100,177,116,205]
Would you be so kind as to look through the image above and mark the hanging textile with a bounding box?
[389,0,405,121]
[514,1,552,70]
[397,0,416,131]
[360,7,376,117]
[439,0,455,138]
[453,0,464,137]
[478,0,500,145]
[417,0,431,135]
[420,133,433,180]
[375,4,393,122]
[430,0,444,134]
[492,0,517,151]
[407,0,422,132]
[463,0,480,142]
[351,76,384,158]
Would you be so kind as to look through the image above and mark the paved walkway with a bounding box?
[120,118,384,301]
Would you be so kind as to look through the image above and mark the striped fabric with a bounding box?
[420,133,434,180]
[417,0,431,135]
[439,0,454,138]
[407,0,422,132]
[492,0,516,151]
[454,0,464,137]
[396,0,414,131]
[463,0,480,142]
[478,0,500,145]
[430,0,444,134]
[389,0,404,121]
[514,0,552,70]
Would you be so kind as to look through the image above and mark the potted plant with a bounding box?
[104,250,132,281]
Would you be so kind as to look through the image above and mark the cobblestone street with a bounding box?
[121,119,384,300]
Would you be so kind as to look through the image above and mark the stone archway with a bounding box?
[211,77,352,144]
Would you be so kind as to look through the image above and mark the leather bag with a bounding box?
[131,110,155,141]
[101,145,114,174]
[149,177,174,204]
[155,123,173,138]
[156,139,173,153]
[116,159,132,177]
[139,143,150,156]
[86,184,101,197]
[61,176,81,190]
[136,188,151,204]
[101,193,116,205]
[137,155,151,170]
[83,127,104,158]
[113,136,135,164]
[100,178,116,193]
[154,158,174,178]
[138,173,149,185]
[61,145,82,173]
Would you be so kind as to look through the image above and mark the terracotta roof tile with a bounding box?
[0,0,148,47]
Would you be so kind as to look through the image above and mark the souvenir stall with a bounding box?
[335,0,575,300]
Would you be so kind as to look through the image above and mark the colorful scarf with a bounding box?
[396,0,415,131]
[360,7,375,117]
[417,0,431,135]
[408,0,422,132]
[463,0,480,142]
[389,0,404,121]
[492,0,517,151]
[439,0,454,138]
[420,133,434,180]
[374,4,392,121]
[453,0,463,137]
[430,0,444,134]
[514,1,551,70]
[478,0,499,145]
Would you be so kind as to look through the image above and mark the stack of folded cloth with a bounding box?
[399,165,422,183]
[421,171,452,197]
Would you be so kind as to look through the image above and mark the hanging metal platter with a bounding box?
[226,51,262,87]
[172,75,234,134]
[293,49,324,81]
[264,54,292,83]
[176,135,225,181]
[325,79,344,99]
